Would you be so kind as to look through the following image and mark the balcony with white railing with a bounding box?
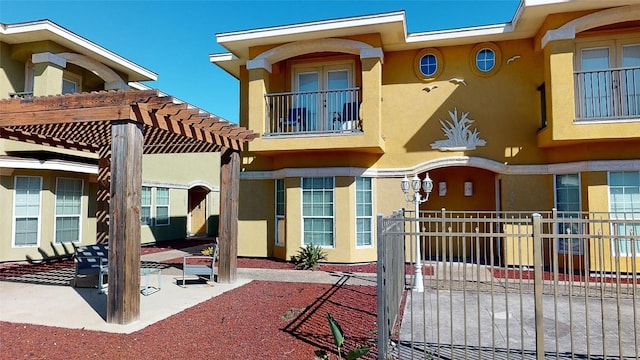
[574,66,640,121]
[264,88,361,137]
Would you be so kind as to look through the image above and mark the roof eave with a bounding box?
[0,20,158,82]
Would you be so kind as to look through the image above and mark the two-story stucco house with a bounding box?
[210,0,640,272]
[0,20,221,262]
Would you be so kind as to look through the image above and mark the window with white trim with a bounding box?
[55,178,83,243]
[275,179,285,247]
[609,171,640,256]
[302,177,334,247]
[141,186,152,226]
[555,174,583,254]
[13,176,42,247]
[62,71,81,95]
[476,48,496,72]
[25,61,34,93]
[155,187,170,226]
[355,177,373,247]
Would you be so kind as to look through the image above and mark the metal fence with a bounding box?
[377,209,408,358]
[378,209,639,360]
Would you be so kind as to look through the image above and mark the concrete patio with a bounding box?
[0,246,376,334]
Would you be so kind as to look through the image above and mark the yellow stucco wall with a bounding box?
[238,178,273,257]
[0,170,96,262]
[233,8,640,265]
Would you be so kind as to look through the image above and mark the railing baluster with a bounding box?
[574,66,640,120]
[263,88,361,136]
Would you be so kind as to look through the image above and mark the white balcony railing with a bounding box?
[264,88,361,136]
[574,66,640,121]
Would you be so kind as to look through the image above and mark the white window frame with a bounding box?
[25,61,34,93]
[62,71,82,94]
[554,173,584,255]
[12,176,42,248]
[141,186,152,226]
[355,177,373,248]
[155,187,170,226]
[292,60,355,131]
[54,177,83,244]
[275,179,285,247]
[608,171,640,257]
[301,177,335,248]
[475,47,496,72]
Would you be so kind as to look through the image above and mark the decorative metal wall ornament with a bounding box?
[430,108,487,151]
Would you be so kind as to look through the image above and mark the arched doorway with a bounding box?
[188,186,210,236]
[417,166,500,265]
[420,166,498,212]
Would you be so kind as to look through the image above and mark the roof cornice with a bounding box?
[0,20,157,81]
[216,11,406,44]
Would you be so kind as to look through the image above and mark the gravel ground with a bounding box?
[1,281,378,360]
[0,240,383,360]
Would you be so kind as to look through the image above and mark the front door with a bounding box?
[188,188,208,235]
[293,62,353,131]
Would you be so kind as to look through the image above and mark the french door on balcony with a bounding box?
[293,62,354,131]
[577,42,640,119]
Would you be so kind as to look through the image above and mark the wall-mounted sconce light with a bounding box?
[438,181,447,196]
[464,181,473,196]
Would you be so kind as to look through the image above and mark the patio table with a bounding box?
[140,267,162,296]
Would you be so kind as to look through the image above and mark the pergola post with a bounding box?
[107,120,143,324]
[218,149,239,283]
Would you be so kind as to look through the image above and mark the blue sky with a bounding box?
[0,0,520,123]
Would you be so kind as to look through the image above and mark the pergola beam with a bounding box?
[0,89,256,325]
[0,106,133,126]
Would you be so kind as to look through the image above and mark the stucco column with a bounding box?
[32,52,66,96]
[361,57,383,149]
[544,39,576,140]
[248,68,270,136]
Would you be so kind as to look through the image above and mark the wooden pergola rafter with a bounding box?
[0,89,256,325]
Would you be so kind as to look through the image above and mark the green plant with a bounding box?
[326,313,371,360]
[200,246,215,256]
[290,243,327,270]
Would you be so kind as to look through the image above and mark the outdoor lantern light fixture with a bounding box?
[401,172,433,292]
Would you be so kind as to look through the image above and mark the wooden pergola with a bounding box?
[0,89,256,324]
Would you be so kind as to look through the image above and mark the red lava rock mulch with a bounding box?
[493,268,640,284]
[0,281,379,360]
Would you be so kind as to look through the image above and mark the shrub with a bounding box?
[290,243,328,270]
[200,246,215,256]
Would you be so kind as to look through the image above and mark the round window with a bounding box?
[476,48,495,72]
[414,48,443,81]
[420,53,438,77]
[470,42,501,77]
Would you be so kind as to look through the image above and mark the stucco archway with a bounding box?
[247,38,383,72]
[541,4,640,48]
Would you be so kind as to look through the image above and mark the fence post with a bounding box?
[376,213,387,360]
[532,213,545,360]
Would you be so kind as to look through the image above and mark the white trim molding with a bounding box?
[2,20,156,81]
[0,157,97,174]
[32,52,128,90]
[247,38,383,73]
[240,157,640,180]
[187,180,220,192]
[31,52,67,68]
[541,5,640,49]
